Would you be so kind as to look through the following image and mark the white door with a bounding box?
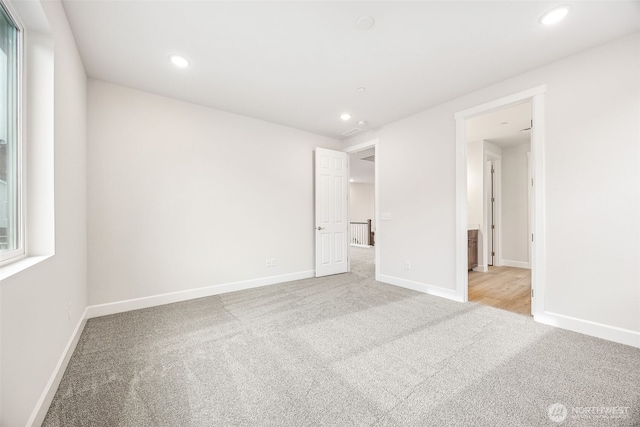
[315,147,349,277]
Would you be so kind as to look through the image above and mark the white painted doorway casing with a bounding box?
[455,85,546,316]
[527,151,533,272]
[315,147,349,277]
[485,156,501,270]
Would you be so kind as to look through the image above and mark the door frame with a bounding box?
[455,86,546,316]
[484,155,501,269]
[344,138,379,280]
[527,151,533,269]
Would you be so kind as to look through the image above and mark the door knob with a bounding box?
[316,226,324,230]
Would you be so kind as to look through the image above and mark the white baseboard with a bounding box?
[28,307,88,427]
[377,274,463,302]
[500,259,530,269]
[86,270,314,319]
[472,265,488,272]
[535,311,640,349]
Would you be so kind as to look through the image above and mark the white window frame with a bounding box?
[0,0,24,265]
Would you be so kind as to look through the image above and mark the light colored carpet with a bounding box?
[43,247,640,426]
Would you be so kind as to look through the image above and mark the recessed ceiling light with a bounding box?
[539,6,570,26]
[170,54,190,68]
[356,16,375,31]
[358,120,368,126]
[501,122,508,125]
[357,87,366,93]
[340,113,352,121]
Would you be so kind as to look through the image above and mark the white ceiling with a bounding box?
[467,101,532,147]
[61,1,640,140]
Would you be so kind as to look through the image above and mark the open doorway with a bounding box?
[465,101,533,315]
[349,147,375,247]
[345,140,378,279]
[456,86,546,317]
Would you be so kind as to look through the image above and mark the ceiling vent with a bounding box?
[342,128,361,137]
[361,155,375,162]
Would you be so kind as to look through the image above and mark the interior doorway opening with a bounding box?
[465,101,532,315]
[348,147,375,248]
[345,139,379,279]
[456,86,546,317]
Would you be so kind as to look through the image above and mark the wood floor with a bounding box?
[468,266,531,316]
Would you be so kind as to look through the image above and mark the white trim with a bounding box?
[455,85,546,316]
[27,308,88,427]
[343,138,379,154]
[378,274,463,302]
[0,0,26,264]
[472,265,488,273]
[483,154,501,268]
[0,253,51,281]
[527,151,532,269]
[374,141,380,281]
[350,244,372,248]
[535,312,640,349]
[500,259,530,269]
[1,11,56,269]
[86,270,314,319]
[454,85,547,120]
[530,94,546,316]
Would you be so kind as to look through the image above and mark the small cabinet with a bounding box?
[468,230,478,270]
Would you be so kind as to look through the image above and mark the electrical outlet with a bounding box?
[405,261,411,270]
[266,259,271,267]
[271,258,276,267]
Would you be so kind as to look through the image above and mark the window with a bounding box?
[0,2,21,262]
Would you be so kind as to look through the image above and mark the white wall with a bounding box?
[350,183,374,224]
[466,140,483,227]
[344,32,640,340]
[467,140,486,270]
[0,1,88,425]
[468,140,503,270]
[501,142,530,266]
[347,106,459,296]
[1,17,637,427]
[482,141,502,269]
[87,80,340,306]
